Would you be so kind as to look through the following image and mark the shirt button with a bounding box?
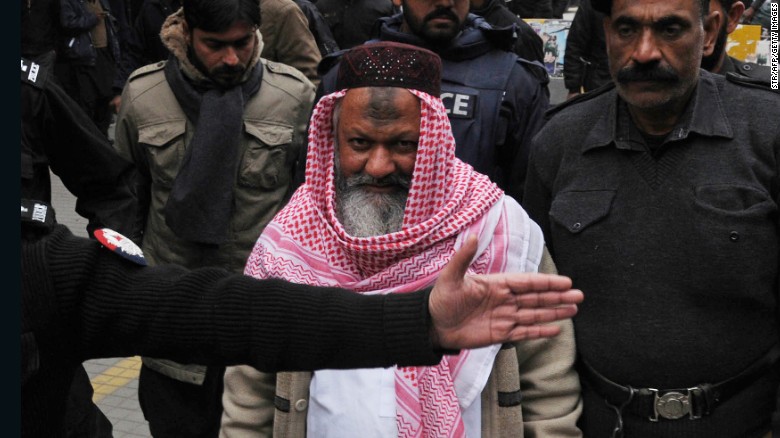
[729,231,740,242]
[294,399,308,412]
[572,222,582,231]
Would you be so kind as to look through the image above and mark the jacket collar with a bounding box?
[582,69,733,153]
[719,55,740,76]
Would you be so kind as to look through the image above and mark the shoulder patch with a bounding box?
[726,71,778,94]
[544,81,616,120]
[128,61,167,81]
[93,228,147,266]
[21,58,47,89]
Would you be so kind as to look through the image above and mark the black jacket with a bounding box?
[562,0,610,93]
[116,0,180,89]
[315,0,395,49]
[21,0,61,58]
[508,0,552,18]
[21,57,138,236]
[293,0,340,56]
[469,0,544,63]
[58,0,121,67]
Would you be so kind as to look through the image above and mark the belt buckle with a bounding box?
[649,388,700,421]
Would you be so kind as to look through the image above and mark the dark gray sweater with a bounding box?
[524,70,780,437]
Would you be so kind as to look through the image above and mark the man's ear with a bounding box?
[726,1,746,33]
[391,0,402,7]
[702,10,723,57]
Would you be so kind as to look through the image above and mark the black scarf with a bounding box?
[162,57,263,245]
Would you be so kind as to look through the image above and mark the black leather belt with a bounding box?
[578,344,780,424]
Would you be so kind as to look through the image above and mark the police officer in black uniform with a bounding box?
[22,57,139,237]
[522,0,780,435]
[22,55,141,438]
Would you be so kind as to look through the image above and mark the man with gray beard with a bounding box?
[220,41,583,438]
[334,161,410,236]
[332,89,412,237]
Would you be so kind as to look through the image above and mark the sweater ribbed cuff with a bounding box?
[383,288,443,366]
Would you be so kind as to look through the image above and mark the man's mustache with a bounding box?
[213,64,244,77]
[616,63,679,84]
[345,172,412,190]
[424,8,459,24]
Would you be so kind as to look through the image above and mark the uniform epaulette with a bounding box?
[21,58,47,89]
[517,58,550,86]
[725,71,778,94]
[262,58,308,83]
[544,81,616,120]
[128,60,167,81]
[729,58,773,84]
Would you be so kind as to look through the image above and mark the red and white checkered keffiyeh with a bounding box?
[245,89,541,437]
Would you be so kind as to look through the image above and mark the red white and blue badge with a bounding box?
[93,228,147,266]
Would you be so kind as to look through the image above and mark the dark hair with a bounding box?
[592,0,710,18]
[715,0,736,12]
[182,0,261,32]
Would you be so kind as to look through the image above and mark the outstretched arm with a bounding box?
[38,226,580,370]
[429,236,583,350]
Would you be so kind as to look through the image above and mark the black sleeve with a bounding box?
[41,226,443,372]
[42,80,139,236]
[563,0,594,93]
[514,19,544,64]
[115,15,150,91]
[118,0,176,85]
[106,0,132,47]
[295,0,340,56]
[59,0,98,33]
[501,61,550,203]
